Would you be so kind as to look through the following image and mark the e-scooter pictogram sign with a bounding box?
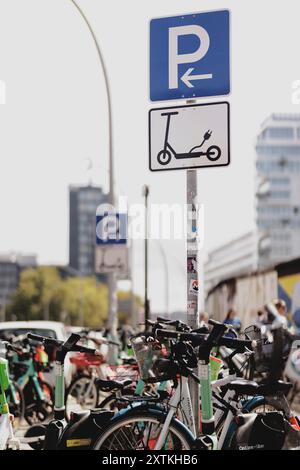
[149,101,230,172]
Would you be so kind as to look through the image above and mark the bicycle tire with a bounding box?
[93,408,194,450]
[24,379,54,425]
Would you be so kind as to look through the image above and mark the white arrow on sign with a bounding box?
[181,68,213,88]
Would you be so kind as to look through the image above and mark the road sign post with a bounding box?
[149,8,231,439]
[186,168,200,436]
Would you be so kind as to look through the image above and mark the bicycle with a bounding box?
[25,332,115,450]
[7,334,54,425]
[2,342,25,430]
[64,333,137,419]
[0,341,24,449]
[89,317,297,433]
[93,320,300,450]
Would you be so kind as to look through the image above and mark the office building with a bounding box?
[0,253,37,319]
[204,232,258,295]
[69,185,108,275]
[256,114,300,268]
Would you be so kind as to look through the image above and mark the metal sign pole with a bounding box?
[186,168,200,436]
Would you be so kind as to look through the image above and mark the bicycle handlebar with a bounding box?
[27,333,102,356]
[72,344,102,356]
[155,329,256,352]
[27,333,63,347]
[155,329,206,344]
[2,341,23,354]
[220,336,257,351]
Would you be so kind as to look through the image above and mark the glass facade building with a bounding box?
[256,114,300,268]
[69,185,108,275]
[0,253,37,319]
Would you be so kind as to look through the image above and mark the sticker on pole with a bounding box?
[149,102,230,172]
[189,279,199,296]
[150,10,230,101]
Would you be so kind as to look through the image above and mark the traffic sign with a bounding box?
[149,102,230,172]
[150,10,230,101]
[95,245,129,275]
[95,212,127,245]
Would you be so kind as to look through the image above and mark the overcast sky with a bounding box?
[0,0,299,312]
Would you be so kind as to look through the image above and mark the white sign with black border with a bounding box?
[149,101,230,172]
[95,245,129,275]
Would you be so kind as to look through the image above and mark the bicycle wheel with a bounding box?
[65,374,99,420]
[24,380,54,425]
[93,409,193,450]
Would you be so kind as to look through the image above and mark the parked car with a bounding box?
[0,321,73,386]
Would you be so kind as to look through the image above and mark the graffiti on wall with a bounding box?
[279,274,300,328]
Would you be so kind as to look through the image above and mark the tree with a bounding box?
[7,267,63,321]
[7,267,108,327]
[117,290,143,325]
[61,277,108,327]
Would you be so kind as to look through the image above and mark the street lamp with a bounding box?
[68,1,118,347]
[142,185,150,326]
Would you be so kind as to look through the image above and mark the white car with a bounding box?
[0,320,73,386]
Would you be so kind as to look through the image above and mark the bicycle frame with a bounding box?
[6,381,21,409]
[154,376,195,450]
[13,354,46,402]
[154,359,218,450]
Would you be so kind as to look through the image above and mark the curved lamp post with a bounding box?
[68,1,118,351]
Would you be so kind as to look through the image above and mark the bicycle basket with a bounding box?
[106,364,139,382]
[244,325,263,342]
[130,334,171,383]
[244,325,286,379]
[69,352,104,368]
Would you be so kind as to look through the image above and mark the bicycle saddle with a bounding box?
[226,379,293,397]
[226,379,259,396]
[121,357,137,366]
[256,381,293,396]
[95,378,132,392]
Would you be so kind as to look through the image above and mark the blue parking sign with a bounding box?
[96,213,127,245]
[150,10,230,101]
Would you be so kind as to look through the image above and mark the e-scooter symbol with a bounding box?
[157,111,222,166]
